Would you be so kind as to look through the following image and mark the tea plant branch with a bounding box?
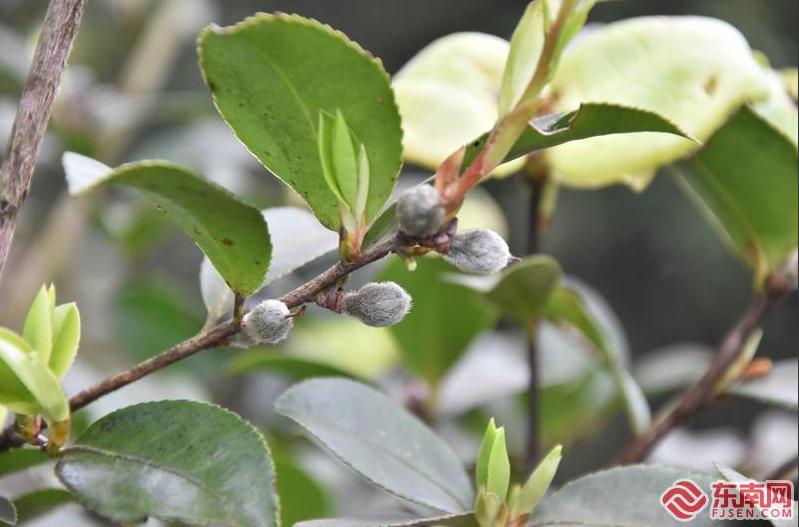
[438,0,576,212]
[0,0,192,320]
[617,281,790,463]
[0,235,399,452]
[70,234,396,409]
[524,163,550,469]
[525,319,542,469]
[67,319,239,412]
[0,0,87,279]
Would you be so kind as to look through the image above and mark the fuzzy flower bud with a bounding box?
[238,299,293,346]
[344,281,412,327]
[396,184,445,237]
[443,229,510,275]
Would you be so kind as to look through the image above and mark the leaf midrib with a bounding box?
[240,31,317,138]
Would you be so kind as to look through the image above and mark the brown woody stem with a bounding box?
[0,0,87,278]
[617,289,784,464]
[0,236,398,452]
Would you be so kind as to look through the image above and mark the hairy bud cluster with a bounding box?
[237,299,293,347]
[344,281,411,327]
[443,228,510,275]
[396,184,445,237]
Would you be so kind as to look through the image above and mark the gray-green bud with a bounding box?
[344,281,411,327]
[239,299,293,346]
[443,228,510,275]
[396,184,445,237]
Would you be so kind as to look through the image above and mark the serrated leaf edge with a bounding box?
[274,378,472,514]
[196,12,404,229]
[55,399,280,527]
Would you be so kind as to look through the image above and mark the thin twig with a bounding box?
[71,235,396,409]
[0,235,398,452]
[617,291,782,464]
[0,0,87,278]
[0,0,195,319]
[68,319,238,412]
[524,174,547,470]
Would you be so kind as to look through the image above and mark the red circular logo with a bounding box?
[661,479,709,522]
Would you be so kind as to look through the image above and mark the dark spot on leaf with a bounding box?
[208,81,216,92]
[222,238,235,246]
[703,74,719,96]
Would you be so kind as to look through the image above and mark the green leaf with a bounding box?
[546,16,769,190]
[498,0,550,118]
[49,303,80,380]
[485,427,510,500]
[0,496,15,526]
[198,13,403,229]
[0,328,69,423]
[0,449,49,478]
[674,105,798,288]
[334,116,360,212]
[275,378,474,513]
[554,1,604,57]
[22,285,53,363]
[379,257,499,384]
[512,444,562,520]
[55,400,278,527]
[64,153,271,295]
[274,457,331,527]
[729,359,798,410]
[318,111,348,207]
[462,104,690,177]
[228,351,361,381]
[0,329,37,416]
[475,419,498,490]
[532,465,720,526]
[474,490,503,527]
[486,256,560,323]
[297,512,476,527]
[318,110,369,223]
[20,285,80,380]
[12,489,72,524]
[547,285,651,435]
